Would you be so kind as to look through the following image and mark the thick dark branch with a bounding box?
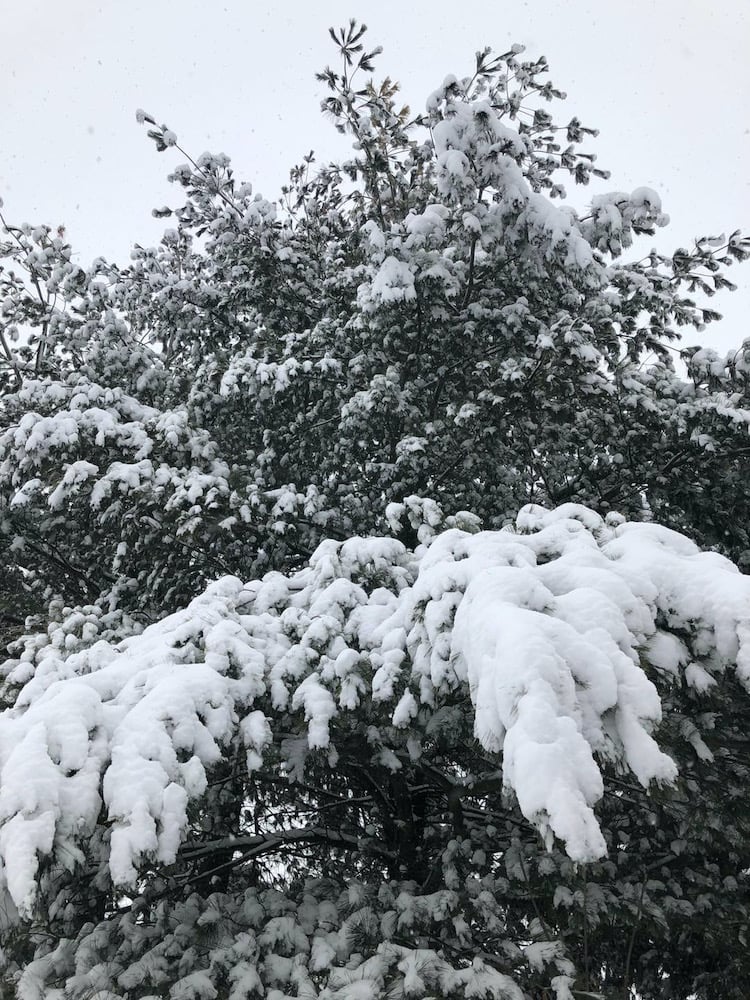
[180,825,396,863]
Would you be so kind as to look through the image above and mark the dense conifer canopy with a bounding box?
[1,22,749,1000]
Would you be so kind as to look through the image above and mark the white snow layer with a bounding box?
[1,503,749,912]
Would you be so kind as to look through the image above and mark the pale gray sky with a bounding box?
[2,0,748,352]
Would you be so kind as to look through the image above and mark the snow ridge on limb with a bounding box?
[2,505,750,911]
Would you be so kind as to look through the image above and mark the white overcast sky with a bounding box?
[2,0,748,352]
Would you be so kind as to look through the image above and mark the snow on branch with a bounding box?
[1,503,750,913]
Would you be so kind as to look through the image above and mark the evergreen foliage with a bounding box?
[0,23,749,999]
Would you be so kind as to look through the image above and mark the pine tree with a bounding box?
[1,22,749,999]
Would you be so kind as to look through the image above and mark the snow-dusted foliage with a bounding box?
[2,504,750,998]
[2,19,750,1000]
[1,27,749,630]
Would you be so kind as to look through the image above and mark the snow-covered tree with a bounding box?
[1,21,750,999]
[2,24,749,625]
[2,503,750,999]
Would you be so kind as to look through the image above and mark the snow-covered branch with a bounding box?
[2,503,749,919]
